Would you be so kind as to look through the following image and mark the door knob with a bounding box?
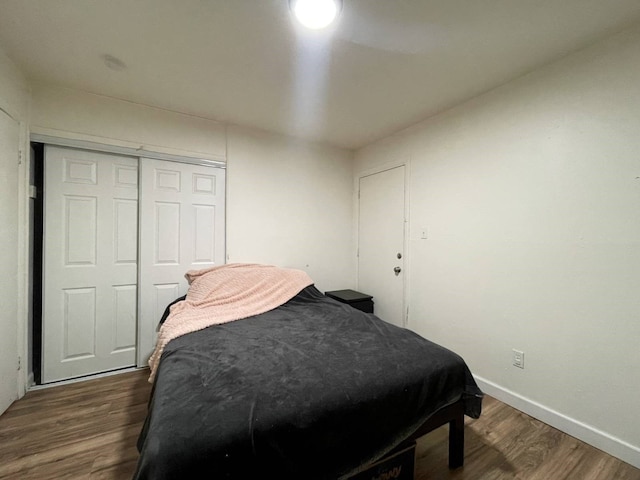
[394,266,402,276]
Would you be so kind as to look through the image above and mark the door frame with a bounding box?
[30,133,226,167]
[0,109,22,413]
[354,158,411,327]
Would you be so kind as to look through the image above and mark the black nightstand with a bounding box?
[325,289,374,314]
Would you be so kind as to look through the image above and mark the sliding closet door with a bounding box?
[42,146,138,383]
[137,158,225,366]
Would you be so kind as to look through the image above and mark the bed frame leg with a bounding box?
[448,413,465,469]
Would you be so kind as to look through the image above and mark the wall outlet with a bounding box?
[512,349,525,369]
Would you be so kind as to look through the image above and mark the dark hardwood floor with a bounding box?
[0,369,637,479]
[0,369,151,479]
[415,396,640,480]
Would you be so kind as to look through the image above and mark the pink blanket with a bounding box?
[148,263,314,382]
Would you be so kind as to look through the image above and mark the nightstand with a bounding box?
[325,289,374,314]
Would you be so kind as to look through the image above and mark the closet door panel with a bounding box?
[138,158,225,366]
[112,284,137,352]
[114,199,138,263]
[193,205,216,263]
[43,146,138,383]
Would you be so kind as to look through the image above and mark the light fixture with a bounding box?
[290,0,342,30]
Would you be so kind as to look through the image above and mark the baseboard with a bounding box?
[474,375,640,469]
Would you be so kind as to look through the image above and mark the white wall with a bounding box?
[226,125,355,291]
[0,44,29,415]
[355,23,640,467]
[30,82,227,160]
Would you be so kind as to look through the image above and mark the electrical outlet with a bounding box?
[512,349,524,369]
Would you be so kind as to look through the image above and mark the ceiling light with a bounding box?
[290,0,342,30]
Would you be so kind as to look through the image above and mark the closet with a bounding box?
[41,145,225,383]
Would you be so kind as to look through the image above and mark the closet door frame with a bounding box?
[32,134,226,382]
[31,134,226,169]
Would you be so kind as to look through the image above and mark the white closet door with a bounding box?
[43,146,138,383]
[137,158,225,366]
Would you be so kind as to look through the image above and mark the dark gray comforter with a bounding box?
[134,286,482,479]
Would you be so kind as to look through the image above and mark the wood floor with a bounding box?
[0,369,151,480]
[416,397,640,480]
[0,369,638,479]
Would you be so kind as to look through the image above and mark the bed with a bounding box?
[133,264,483,479]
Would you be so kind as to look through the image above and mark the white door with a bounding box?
[137,158,226,366]
[43,146,138,383]
[358,166,406,327]
[0,110,20,413]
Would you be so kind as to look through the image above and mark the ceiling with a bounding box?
[1,1,640,150]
